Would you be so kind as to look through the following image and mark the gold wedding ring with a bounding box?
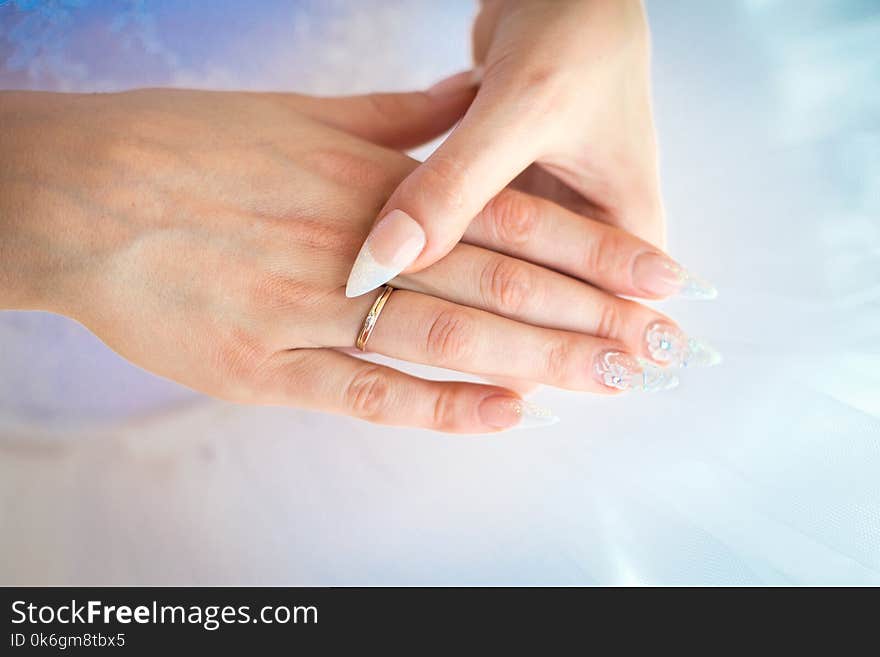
[356,285,395,352]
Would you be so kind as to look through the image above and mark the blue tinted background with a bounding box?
[1,1,878,584]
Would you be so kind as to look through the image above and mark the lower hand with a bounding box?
[0,88,715,433]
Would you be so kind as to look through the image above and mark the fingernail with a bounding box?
[593,350,679,393]
[427,69,479,96]
[478,395,560,430]
[645,322,723,368]
[345,209,426,298]
[632,252,718,300]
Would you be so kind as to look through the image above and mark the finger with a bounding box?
[259,348,557,433]
[343,67,553,297]
[461,188,717,300]
[333,290,679,394]
[397,243,722,369]
[274,77,476,151]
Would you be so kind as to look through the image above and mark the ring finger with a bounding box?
[322,289,679,394]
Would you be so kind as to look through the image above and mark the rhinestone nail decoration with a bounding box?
[645,322,722,368]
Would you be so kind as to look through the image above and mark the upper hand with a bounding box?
[345,0,668,298]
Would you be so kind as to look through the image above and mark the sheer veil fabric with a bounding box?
[0,0,877,585]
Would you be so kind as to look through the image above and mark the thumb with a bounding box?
[344,67,547,298]
[283,72,477,151]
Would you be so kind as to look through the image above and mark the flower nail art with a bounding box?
[594,351,679,392]
[645,322,722,368]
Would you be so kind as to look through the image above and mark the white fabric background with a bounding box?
[1,0,878,584]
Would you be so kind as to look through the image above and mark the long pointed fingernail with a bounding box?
[479,395,560,430]
[632,252,718,300]
[645,322,722,368]
[346,209,425,298]
[593,350,679,393]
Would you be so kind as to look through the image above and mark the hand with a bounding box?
[1,88,713,433]
[345,0,674,298]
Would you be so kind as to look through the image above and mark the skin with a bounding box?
[1,88,685,433]
[364,0,664,281]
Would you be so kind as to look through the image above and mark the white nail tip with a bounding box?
[345,211,426,298]
[345,246,397,298]
[511,401,560,429]
[677,269,718,300]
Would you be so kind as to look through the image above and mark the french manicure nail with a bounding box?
[632,252,718,300]
[427,69,479,96]
[345,209,426,298]
[645,322,722,368]
[593,350,679,393]
[479,395,560,430]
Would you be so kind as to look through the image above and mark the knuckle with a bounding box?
[415,155,467,212]
[543,338,574,385]
[251,272,318,313]
[301,146,395,203]
[518,63,567,114]
[425,309,476,363]
[595,301,625,340]
[583,229,624,280]
[431,387,461,432]
[484,190,539,247]
[344,365,392,420]
[213,329,271,389]
[480,256,533,315]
